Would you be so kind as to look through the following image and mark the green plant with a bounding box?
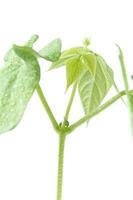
[0,35,132,200]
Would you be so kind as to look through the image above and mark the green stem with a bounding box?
[68,90,133,133]
[117,46,133,134]
[64,82,77,122]
[57,133,66,200]
[56,82,77,200]
[36,84,59,132]
[117,45,129,94]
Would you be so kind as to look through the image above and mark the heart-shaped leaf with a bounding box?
[0,37,40,133]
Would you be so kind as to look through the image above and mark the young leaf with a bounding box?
[78,55,113,114]
[50,46,97,90]
[80,53,96,74]
[66,56,84,90]
[50,47,94,70]
[0,41,40,133]
[39,38,62,61]
[49,48,79,70]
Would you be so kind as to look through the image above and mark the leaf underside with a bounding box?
[78,55,113,115]
[0,38,40,133]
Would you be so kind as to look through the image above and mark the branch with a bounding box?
[67,90,133,133]
[36,84,59,132]
[64,82,77,122]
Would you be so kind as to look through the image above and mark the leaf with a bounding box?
[97,54,125,104]
[0,43,40,133]
[49,48,79,70]
[66,56,84,90]
[49,47,92,70]
[50,46,97,92]
[39,38,62,61]
[13,45,39,61]
[80,53,96,74]
[25,34,39,47]
[65,52,96,90]
[78,55,113,114]
[4,35,39,62]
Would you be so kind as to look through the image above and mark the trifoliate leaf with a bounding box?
[50,47,93,70]
[78,55,113,114]
[0,38,40,134]
[39,38,62,61]
[50,46,97,90]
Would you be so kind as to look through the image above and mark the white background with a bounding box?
[0,0,133,200]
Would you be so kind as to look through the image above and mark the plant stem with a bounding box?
[57,133,66,200]
[56,82,77,200]
[68,90,133,133]
[117,45,129,94]
[117,46,133,134]
[64,82,77,122]
[36,84,59,132]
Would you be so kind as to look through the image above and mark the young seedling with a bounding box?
[0,35,132,200]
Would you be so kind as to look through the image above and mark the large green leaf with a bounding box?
[78,55,113,114]
[39,38,62,61]
[0,38,40,133]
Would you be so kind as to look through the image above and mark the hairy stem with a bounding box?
[68,90,133,133]
[36,84,59,132]
[57,133,66,200]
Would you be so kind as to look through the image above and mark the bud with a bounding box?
[83,38,91,48]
